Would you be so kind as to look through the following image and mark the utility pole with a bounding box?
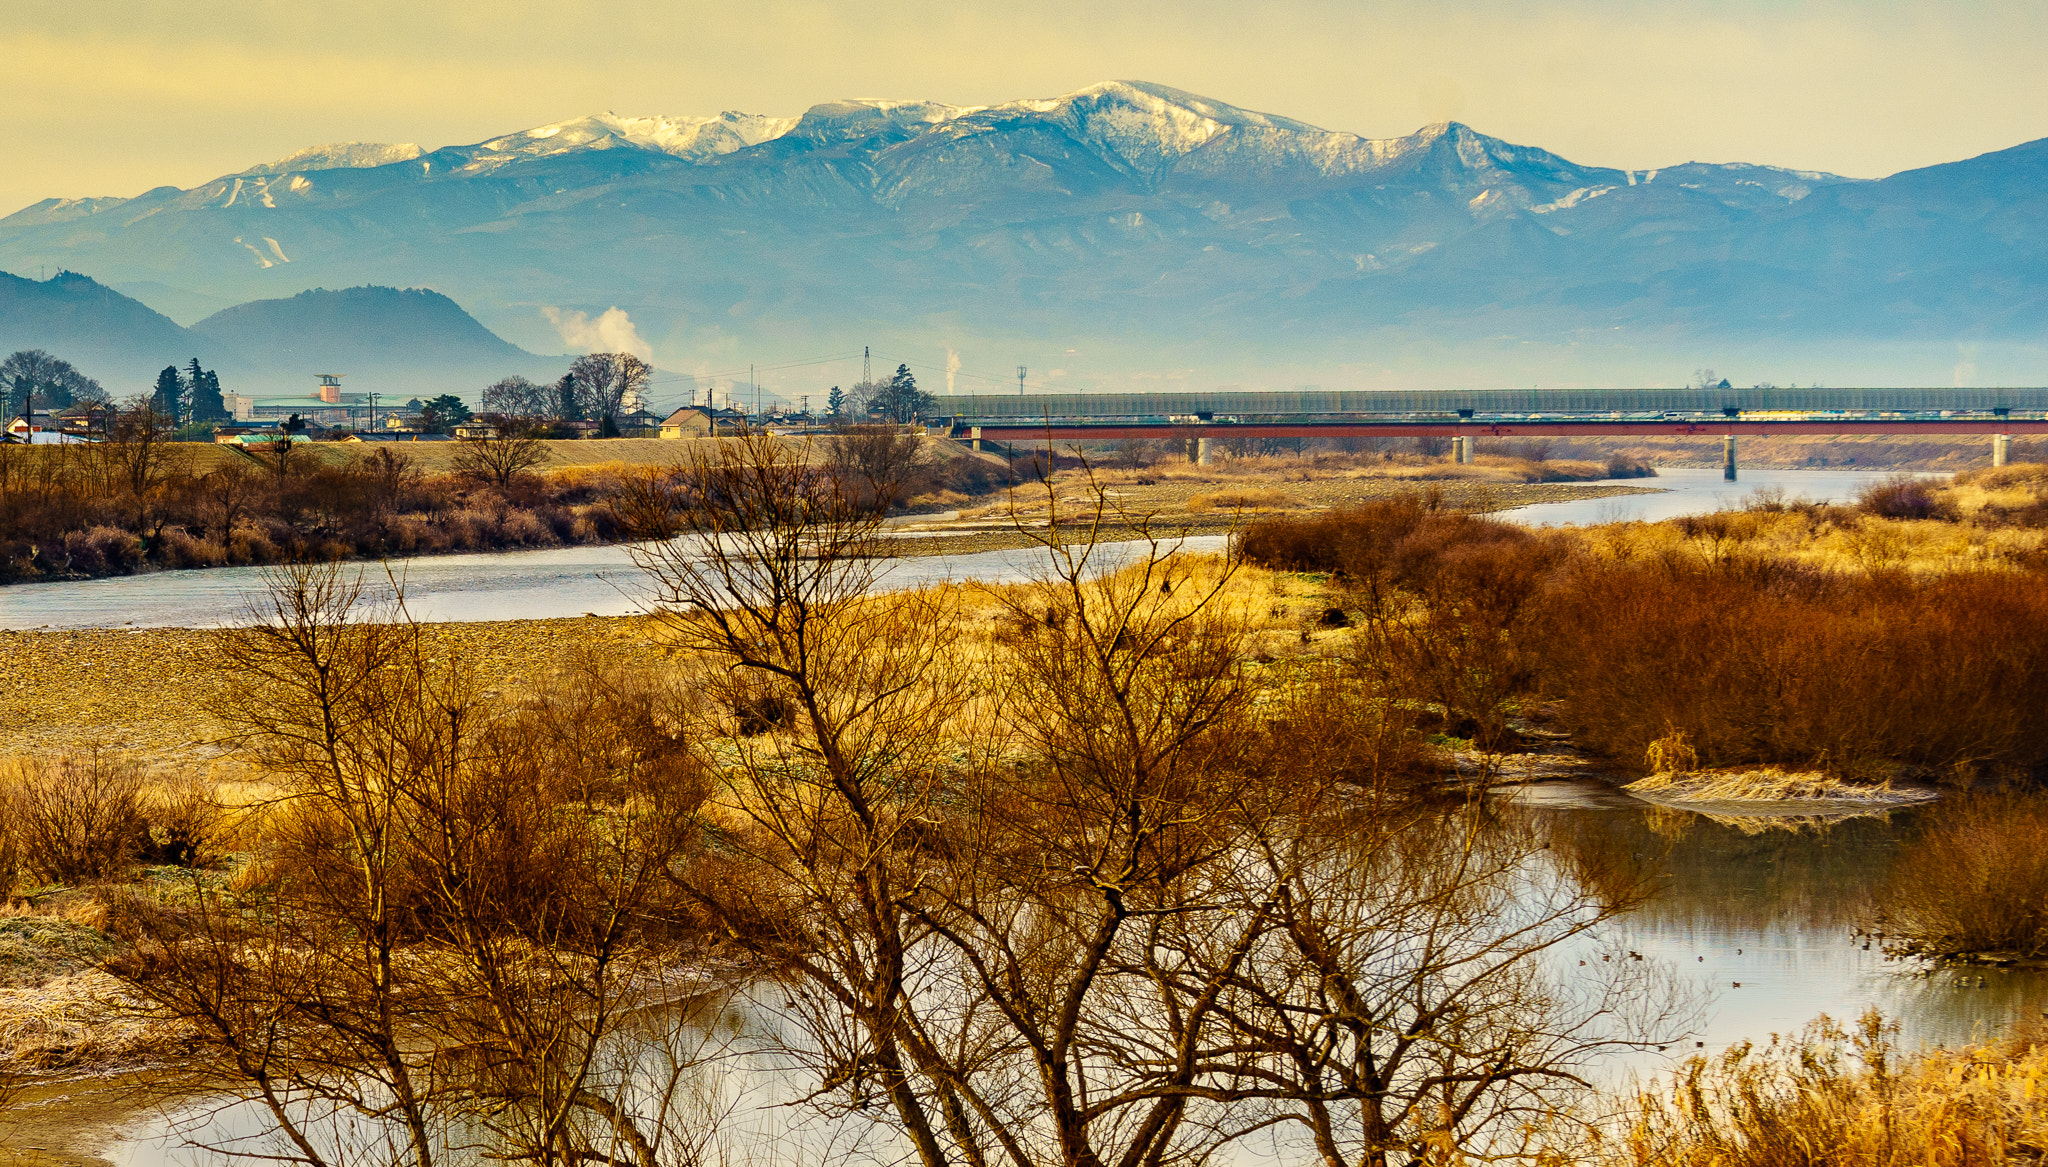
[1017,365,1027,396]
[751,363,757,418]
[368,392,378,433]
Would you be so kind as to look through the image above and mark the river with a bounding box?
[0,468,1915,631]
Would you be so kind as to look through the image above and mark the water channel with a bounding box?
[13,467,2033,1164]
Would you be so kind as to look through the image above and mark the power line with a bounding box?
[637,350,862,387]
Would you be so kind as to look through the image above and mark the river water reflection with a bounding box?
[1518,783,2048,1058]
[70,789,2048,1167]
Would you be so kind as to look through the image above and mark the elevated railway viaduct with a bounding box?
[931,388,2048,476]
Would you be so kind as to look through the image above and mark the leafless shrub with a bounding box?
[1858,474,1951,520]
[2,752,148,884]
[139,772,224,868]
[106,563,715,1167]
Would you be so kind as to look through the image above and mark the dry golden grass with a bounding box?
[1609,1014,2048,1167]
[1624,769,1937,804]
[0,969,170,1072]
[1186,486,1297,512]
[1577,508,2048,575]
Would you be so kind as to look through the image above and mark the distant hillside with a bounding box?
[190,286,563,395]
[0,271,243,393]
[0,274,563,399]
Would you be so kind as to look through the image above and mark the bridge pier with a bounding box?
[1196,436,1214,466]
[1723,435,1738,482]
[969,425,982,452]
[1994,433,2011,468]
[1458,435,1475,464]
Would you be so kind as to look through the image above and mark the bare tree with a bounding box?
[828,424,929,511]
[611,432,981,1167]
[611,455,1684,1167]
[117,564,715,1167]
[2,349,106,410]
[452,427,551,489]
[569,353,654,436]
[481,375,559,419]
[194,457,256,545]
[104,398,193,536]
[891,472,1290,1167]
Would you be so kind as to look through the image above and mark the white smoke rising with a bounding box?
[541,306,654,359]
[946,348,961,393]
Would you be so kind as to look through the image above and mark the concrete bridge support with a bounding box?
[1196,436,1213,466]
[1995,433,2012,468]
[1454,435,1474,463]
[970,426,982,452]
[1723,435,1738,482]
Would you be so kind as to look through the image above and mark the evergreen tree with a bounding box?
[199,370,226,421]
[827,385,845,417]
[556,374,581,421]
[183,357,205,425]
[419,394,473,434]
[153,366,183,419]
[872,364,935,423]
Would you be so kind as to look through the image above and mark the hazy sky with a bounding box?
[6,0,2046,215]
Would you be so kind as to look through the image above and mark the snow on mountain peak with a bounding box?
[241,142,425,176]
[456,111,800,171]
[784,99,976,144]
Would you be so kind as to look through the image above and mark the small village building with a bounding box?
[617,407,663,436]
[659,407,714,438]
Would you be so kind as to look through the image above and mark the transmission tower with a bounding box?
[1017,365,1027,396]
[863,346,871,386]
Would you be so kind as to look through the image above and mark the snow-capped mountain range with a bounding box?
[3,80,2045,391]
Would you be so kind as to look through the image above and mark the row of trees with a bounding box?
[4,350,229,431]
[825,363,935,424]
[483,352,653,435]
[5,349,108,417]
[151,359,229,425]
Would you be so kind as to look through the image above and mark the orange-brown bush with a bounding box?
[1235,492,1532,584]
[1239,497,1559,749]
[1857,474,1953,520]
[1537,563,2048,776]
[1240,494,2048,778]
